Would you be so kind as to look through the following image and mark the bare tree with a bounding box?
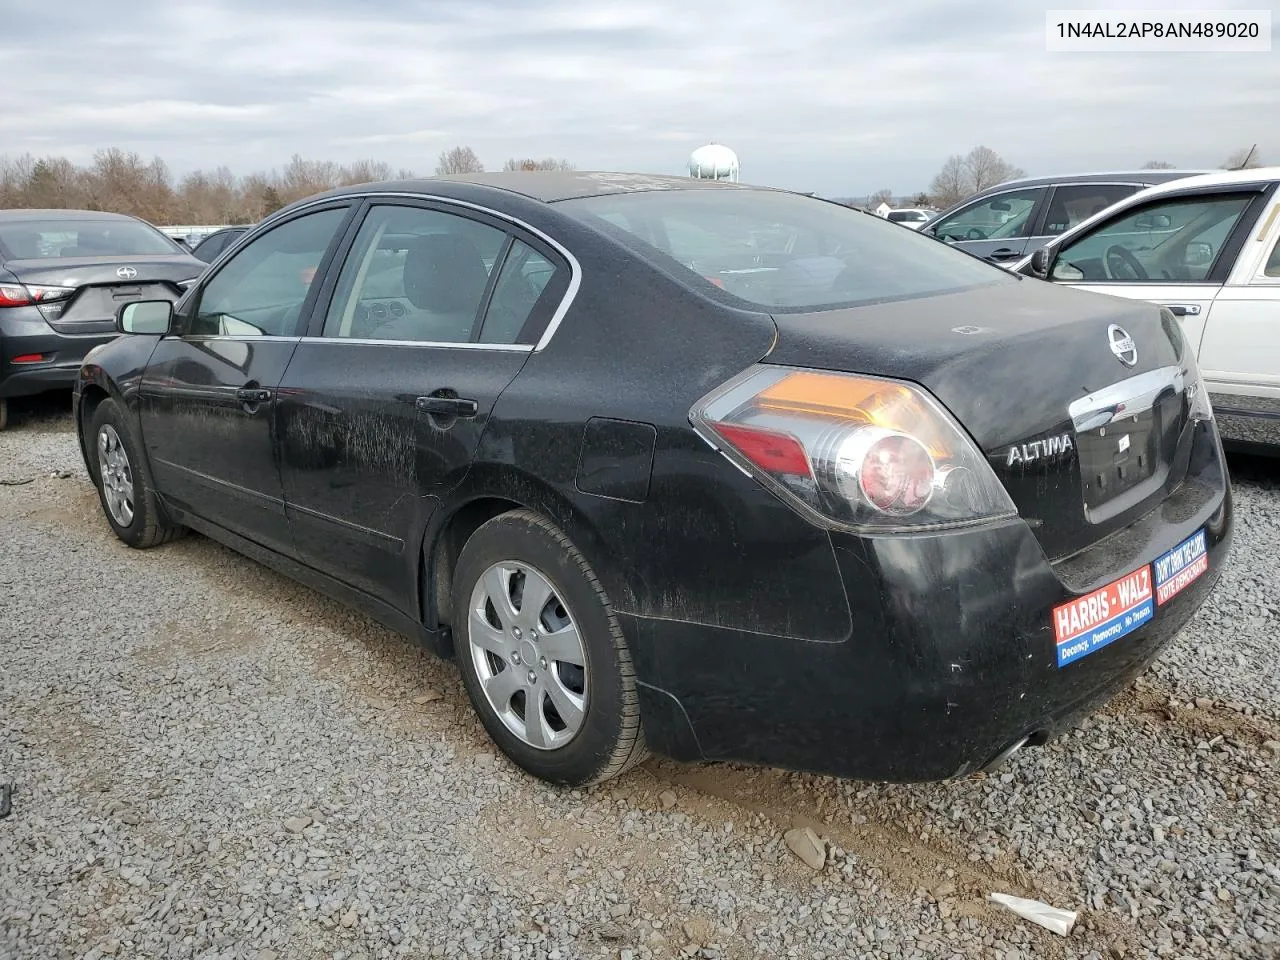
[929,156,968,209]
[1223,145,1262,169]
[502,157,575,172]
[0,148,557,224]
[435,146,484,175]
[1141,160,1177,169]
[869,187,894,207]
[928,146,1025,209]
[338,159,394,186]
[910,192,932,207]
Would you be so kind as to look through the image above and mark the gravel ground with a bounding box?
[2,393,1278,960]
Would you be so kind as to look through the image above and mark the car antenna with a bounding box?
[1231,144,1257,170]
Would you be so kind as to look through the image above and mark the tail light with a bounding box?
[692,365,1017,532]
[0,283,75,309]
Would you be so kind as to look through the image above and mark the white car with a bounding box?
[1012,167,1280,453]
[884,208,934,229]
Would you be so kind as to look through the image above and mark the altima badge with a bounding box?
[1107,324,1138,367]
[116,266,138,280]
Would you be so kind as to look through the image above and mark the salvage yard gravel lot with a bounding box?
[2,397,1278,960]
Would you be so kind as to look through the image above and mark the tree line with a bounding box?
[0,141,1263,225]
[0,146,574,226]
[885,143,1265,212]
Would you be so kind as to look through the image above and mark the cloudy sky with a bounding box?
[3,0,1275,196]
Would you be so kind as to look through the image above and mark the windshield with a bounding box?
[0,218,181,260]
[557,189,1011,312]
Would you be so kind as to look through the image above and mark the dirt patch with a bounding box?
[1106,681,1280,748]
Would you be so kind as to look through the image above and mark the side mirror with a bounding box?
[1184,241,1213,267]
[117,299,174,335]
[1029,246,1052,278]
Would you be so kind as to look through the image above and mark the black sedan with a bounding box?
[73,172,1232,787]
[0,208,207,429]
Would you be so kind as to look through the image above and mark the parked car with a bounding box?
[919,170,1208,267]
[75,172,1231,787]
[884,208,934,229]
[1012,167,1280,454]
[190,226,249,263]
[0,209,207,430]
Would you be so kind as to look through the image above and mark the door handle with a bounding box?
[1161,304,1201,317]
[236,387,273,403]
[988,248,1021,260]
[416,395,478,418]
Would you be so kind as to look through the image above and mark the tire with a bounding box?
[451,509,647,786]
[0,398,8,431]
[87,398,185,549]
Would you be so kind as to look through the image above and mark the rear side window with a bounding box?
[322,204,508,343]
[0,219,180,259]
[1041,184,1138,236]
[558,188,1009,312]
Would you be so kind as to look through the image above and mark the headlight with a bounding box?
[691,365,1018,533]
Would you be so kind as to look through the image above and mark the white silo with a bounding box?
[688,143,740,182]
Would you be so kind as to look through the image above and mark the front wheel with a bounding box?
[451,510,647,786]
[88,398,184,549]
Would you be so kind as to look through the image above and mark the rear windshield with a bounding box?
[556,189,1010,312]
[0,219,180,260]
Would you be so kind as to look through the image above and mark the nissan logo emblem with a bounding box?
[116,266,138,280]
[1107,324,1138,367]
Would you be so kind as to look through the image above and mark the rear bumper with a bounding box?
[626,420,1233,782]
[1,307,119,398]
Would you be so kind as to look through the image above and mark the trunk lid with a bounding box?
[4,255,204,334]
[762,279,1196,560]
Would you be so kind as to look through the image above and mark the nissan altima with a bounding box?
[73,171,1232,787]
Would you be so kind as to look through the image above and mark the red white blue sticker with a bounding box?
[1154,529,1209,605]
[1053,566,1154,667]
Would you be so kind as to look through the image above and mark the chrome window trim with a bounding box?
[169,333,532,352]
[297,336,533,352]
[253,190,582,352]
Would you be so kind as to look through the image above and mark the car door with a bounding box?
[925,186,1048,264]
[1194,194,1280,446]
[274,198,573,610]
[1041,185,1275,355]
[138,204,355,553]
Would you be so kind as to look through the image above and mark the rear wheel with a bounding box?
[0,398,8,431]
[451,510,646,786]
[88,398,184,548]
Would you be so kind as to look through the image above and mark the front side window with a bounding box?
[887,210,928,224]
[1050,194,1253,284]
[191,207,349,337]
[931,189,1044,242]
[558,189,1010,312]
[323,205,507,343]
[0,218,181,260]
[1040,184,1138,236]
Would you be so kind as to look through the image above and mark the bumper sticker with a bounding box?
[1154,529,1209,605]
[1053,566,1153,668]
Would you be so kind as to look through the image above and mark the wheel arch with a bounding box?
[419,464,636,658]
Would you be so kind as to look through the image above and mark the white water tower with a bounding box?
[688,143,740,182]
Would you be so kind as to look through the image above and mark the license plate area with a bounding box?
[1077,407,1160,510]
